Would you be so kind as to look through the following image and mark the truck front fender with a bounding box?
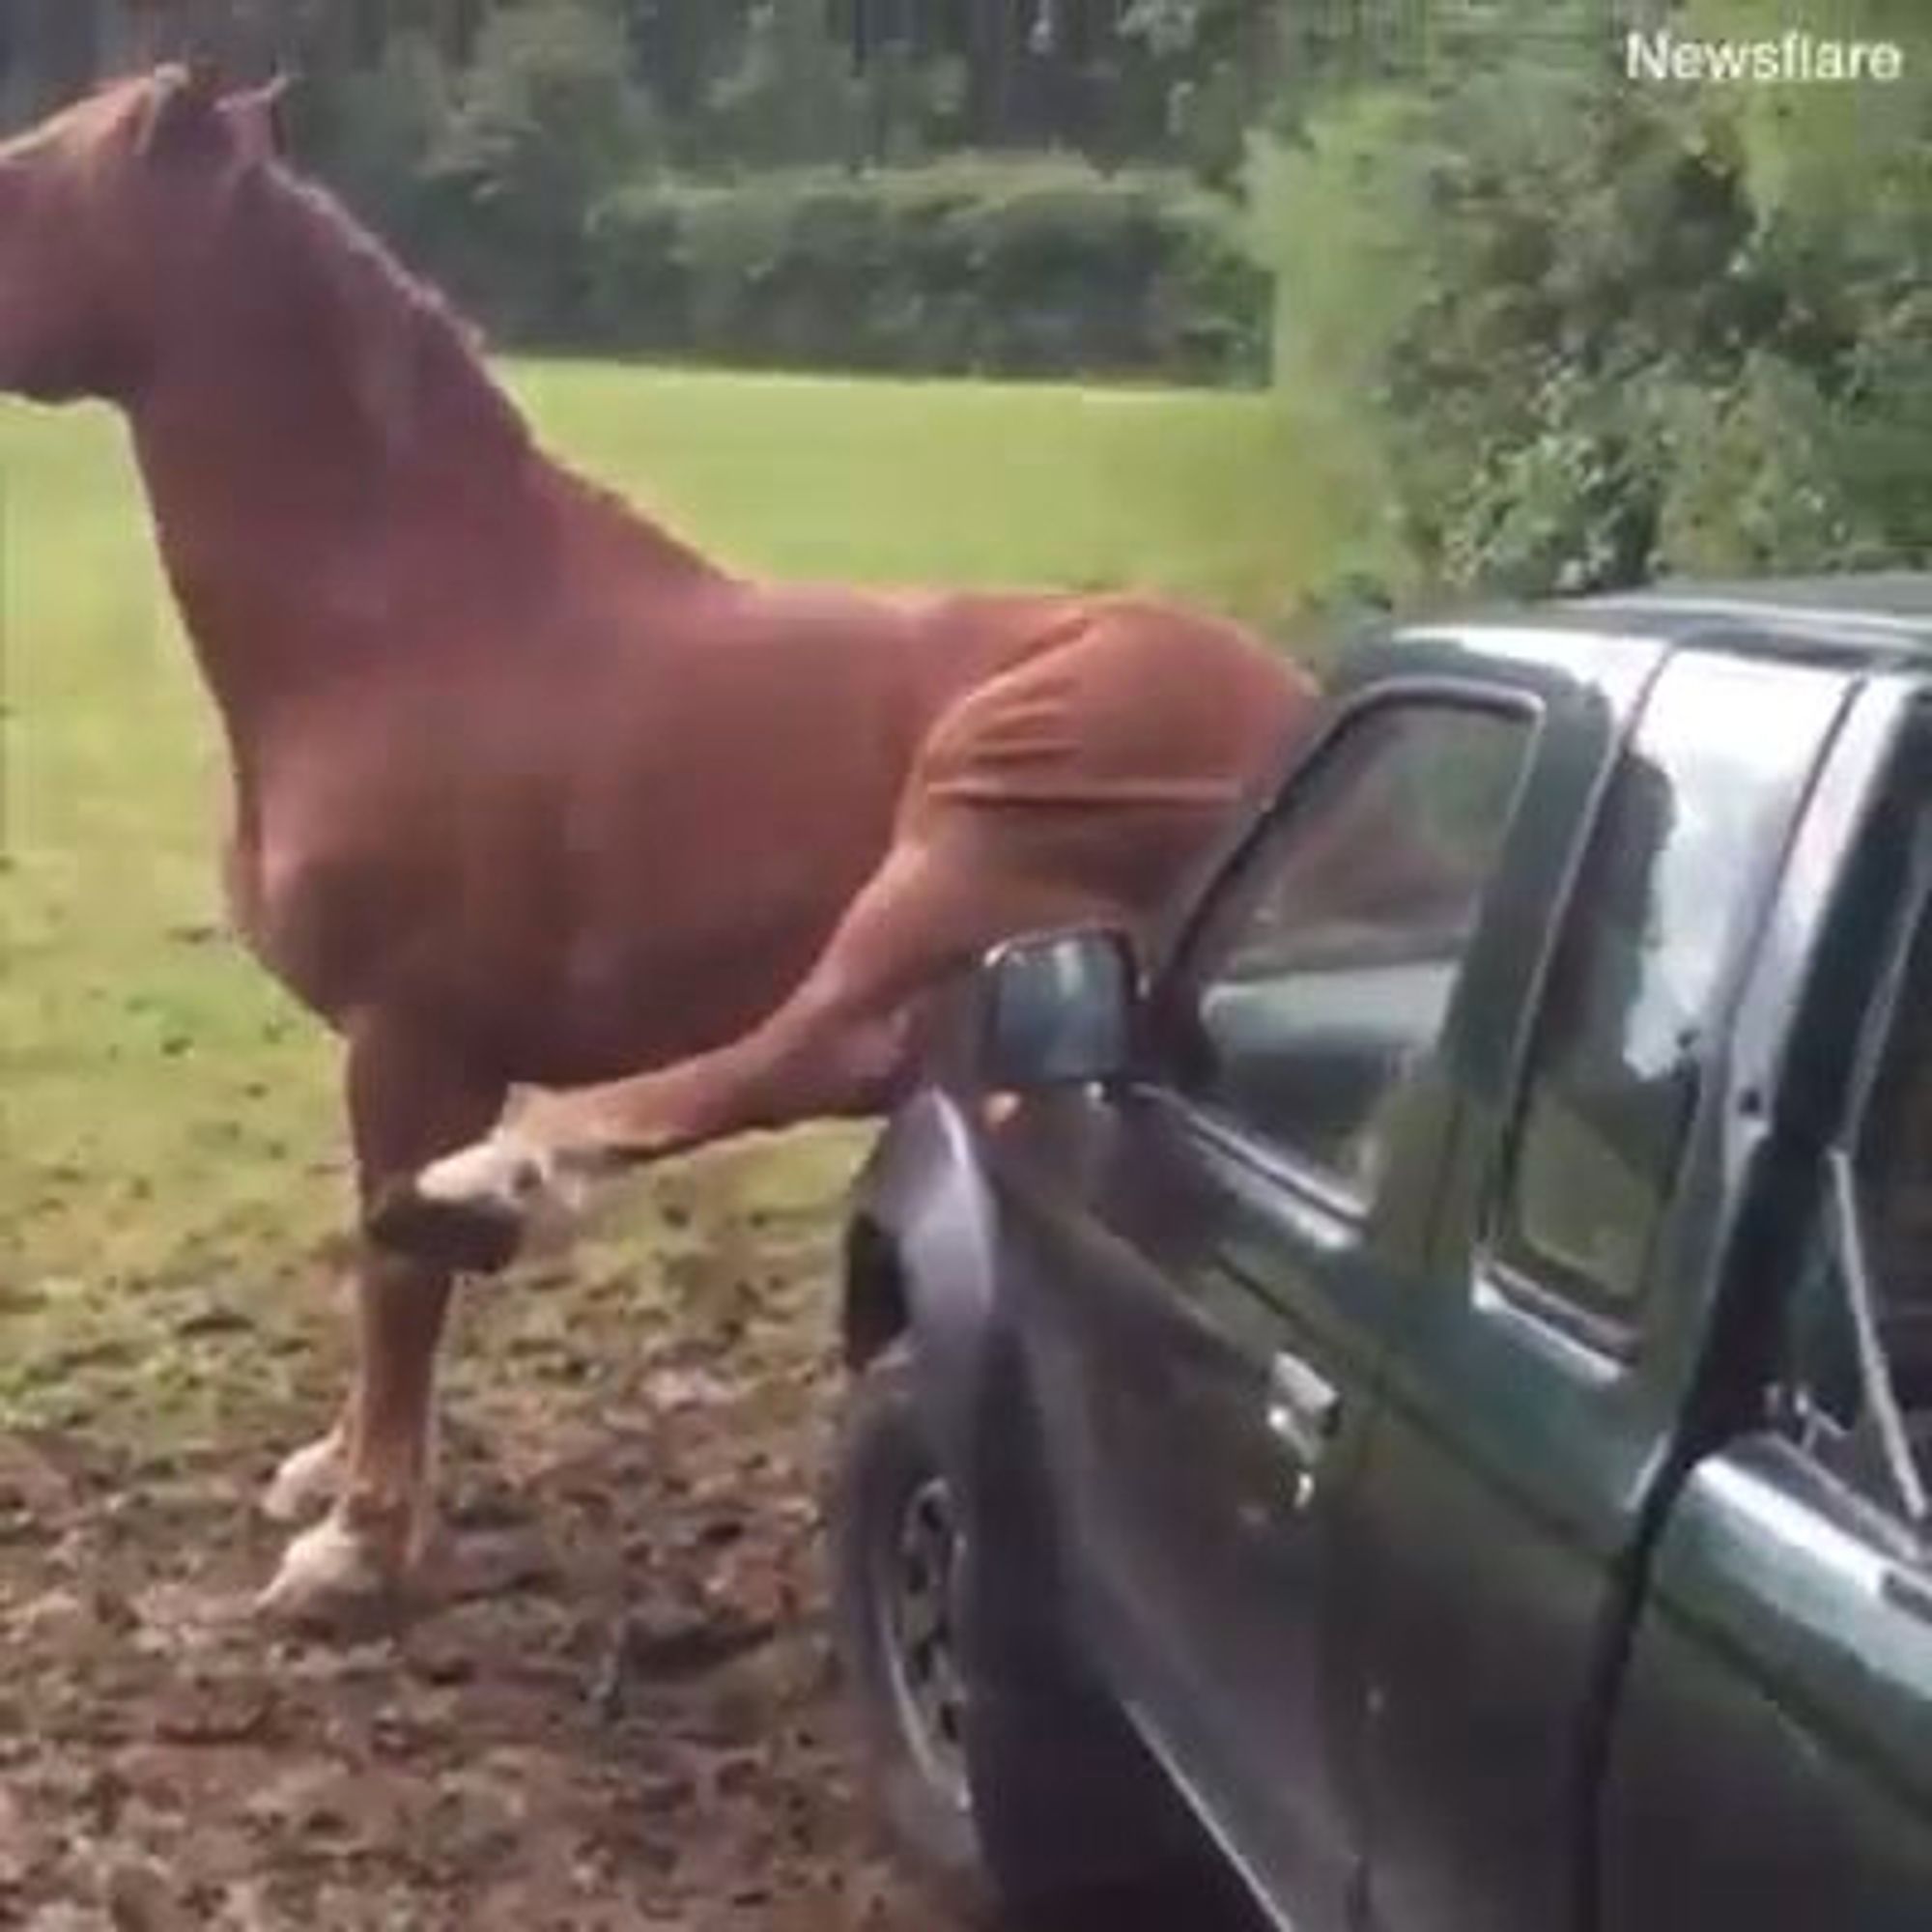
[841,1089,1007,1488]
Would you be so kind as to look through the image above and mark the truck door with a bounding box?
[1346,650,1852,1932]
[1602,682,1932,1932]
[997,632,1657,1931]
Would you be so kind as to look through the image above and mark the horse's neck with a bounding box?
[125,180,723,781]
[130,363,467,741]
[130,341,710,688]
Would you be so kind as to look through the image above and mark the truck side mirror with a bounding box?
[977,927,1139,1092]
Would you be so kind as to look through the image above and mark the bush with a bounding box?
[410,0,659,337]
[700,0,868,170]
[1249,0,1932,601]
[305,32,453,248]
[275,4,1267,384]
[575,157,1269,384]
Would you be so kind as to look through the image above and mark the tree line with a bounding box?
[1258,0,1930,600]
[0,1,1288,180]
[0,2,1293,384]
[2,1,1925,600]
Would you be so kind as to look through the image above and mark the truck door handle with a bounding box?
[1265,1350,1344,1483]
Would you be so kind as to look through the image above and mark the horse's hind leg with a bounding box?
[257,1017,504,1634]
[371,816,1101,1265]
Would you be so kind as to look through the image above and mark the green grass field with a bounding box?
[0,360,1332,1438]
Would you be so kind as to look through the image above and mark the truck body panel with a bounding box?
[838,580,1932,1932]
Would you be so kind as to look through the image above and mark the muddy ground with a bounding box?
[0,1145,961,1932]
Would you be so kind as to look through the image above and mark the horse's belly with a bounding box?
[220,838,336,1019]
[224,857,389,1030]
[226,829,516,1037]
[223,784,863,1082]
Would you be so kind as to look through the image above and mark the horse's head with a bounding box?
[0,64,289,404]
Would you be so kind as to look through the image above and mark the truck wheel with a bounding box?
[830,1345,1256,1932]
[828,1345,985,1912]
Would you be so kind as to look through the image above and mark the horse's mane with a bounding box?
[231,155,723,577]
[240,156,532,474]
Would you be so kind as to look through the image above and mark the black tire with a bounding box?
[830,1345,1257,1932]
[829,1345,988,1915]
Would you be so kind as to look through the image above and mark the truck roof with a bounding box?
[1372,576,1932,691]
[1571,574,1932,655]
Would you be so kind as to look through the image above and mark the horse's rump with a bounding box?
[893,600,1304,918]
[905,600,1302,817]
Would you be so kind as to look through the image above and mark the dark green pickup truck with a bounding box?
[828,577,1932,1932]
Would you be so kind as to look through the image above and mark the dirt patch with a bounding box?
[0,1151,957,1932]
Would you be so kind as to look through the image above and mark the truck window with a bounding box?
[1173,698,1532,1201]
[1496,655,1846,1325]
[1789,809,1932,1523]
[1848,924,1932,1423]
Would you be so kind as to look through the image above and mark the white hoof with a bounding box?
[416,1128,592,1225]
[261,1428,347,1525]
[255,1512,404,1635]
[419,1128,545,1214]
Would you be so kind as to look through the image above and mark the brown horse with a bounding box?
[0,66,1315,1632]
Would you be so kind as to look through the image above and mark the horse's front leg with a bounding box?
[257,1017,504,1634]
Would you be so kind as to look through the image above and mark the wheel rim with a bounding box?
[878,1471,971,1812]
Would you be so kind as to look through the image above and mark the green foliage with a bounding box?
[307,31,453,245]
[1252,2,1932,600]
[1117,0,1278,184]
[701,0,867,169]
[0,1,1284,181]
[0,2,1280,383]
[412,0,659,332]
[581,157,1269,381]
[1657,357,1870,577]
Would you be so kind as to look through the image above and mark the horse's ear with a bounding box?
[221,72,295,166]
[136,62,228,165]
